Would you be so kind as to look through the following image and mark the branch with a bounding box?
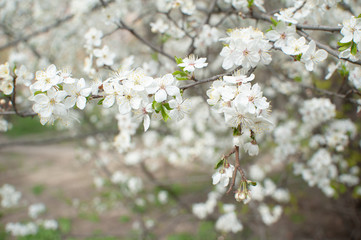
[297,29,361,66]
[247,11,342,32]
[116,20,174,61]
[226,146,240,194]
[0,15,74,51]
[140,162,192,212]
[180,66,254,90]
[0,0,115,51]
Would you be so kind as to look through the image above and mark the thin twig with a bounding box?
[116,20,174,61]
[297,29,361,66]
[226,146,240,194]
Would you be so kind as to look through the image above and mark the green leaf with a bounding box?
[250,181,257,186]
[337,41,352,47]
[175,56,183,65]
[173,70,188,77]
[97,98,104,105]
[351,41,358,55]
[294,54,302,61]
[294,76,302,82]
[338,64,349,77]
[176,76,189,80]
[214,159,224,170]
[151,53,158,61]
[34,91,44,96]
[163,102,173,110]
[152,101,162,113]
[233,126,242,136]
[247,0,254,7]
[58,218,71,234]
[32,184,45,195]
[270,17,278,26]
[160,106,170,122]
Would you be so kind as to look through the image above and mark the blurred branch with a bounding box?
[180,66,254,90]
[244,11,361,66]
[140,162,192,212]
[116,20,174,61]
[0,0,115,51]
[0,15,74,51]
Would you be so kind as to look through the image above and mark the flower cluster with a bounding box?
[267,23,328,71]
[215,204,243,233]
[339,16,361,60]
[29,64,91,125]
[0,184,22,208]
[0,62,14,95]
[220,27,272,70]
[299,97,336,129]
[207,70,272,157]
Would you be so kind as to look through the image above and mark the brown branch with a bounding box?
[0,15,74,51]
[226,146,240,194]
[0,0,115,51]
[180,66,254,90]
[116,20,174,61]
[297,29,361,66]
[140,162,191,212]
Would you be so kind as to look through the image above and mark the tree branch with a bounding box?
[116,20,174,61]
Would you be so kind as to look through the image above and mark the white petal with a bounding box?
[76,96,86,110]
[155,89,167,102]
[80,87,92,97]
[102,95,115,108]
[64,96,76,108]
[165,86,180,96]
[143,115,150,132]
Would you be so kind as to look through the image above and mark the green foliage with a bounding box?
[97,98,104,105]
[270,17,279,26]
[167,233,194,240]
[18,227,61,240]
[338,64,349,77]
[294,76,302,82]
[119,215,131,223]
[172,70,189,80]
[167,222,217,240]
[294,54,302,61]
[5,116,55,137]
[214,158,224,170]
[79,211,100,222]
[337,41,352,52]
[196,221,217,240]
[247,0,254,8]
[32,184,46,196]
[152,101,173,122]
[351,41,358,55]
[175,56,183,65]
[58,217,71,234]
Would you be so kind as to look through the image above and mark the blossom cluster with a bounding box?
[220,27,272,70]
[207,70,272,157]
[339,16,361,61]
[0,184,22,208]
[266,23,328,71]
[29,64,91,125]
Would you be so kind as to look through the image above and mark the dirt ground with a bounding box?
[0,137,202,239]
[1,136,361,240]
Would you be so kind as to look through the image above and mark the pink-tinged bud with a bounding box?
[234,191,246,202]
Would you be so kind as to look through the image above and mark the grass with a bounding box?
[5,116,55,138]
